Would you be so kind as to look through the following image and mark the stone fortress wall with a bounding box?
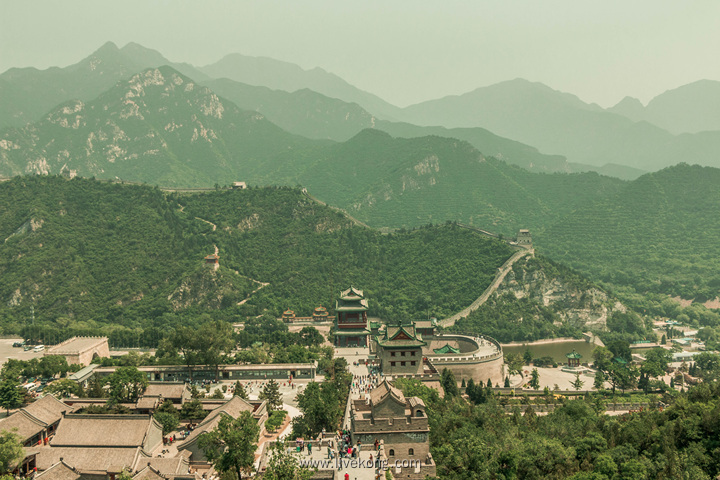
[423,334,505,386]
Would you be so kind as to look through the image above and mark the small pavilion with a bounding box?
[565,350,582,367]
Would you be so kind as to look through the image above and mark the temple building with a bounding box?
[312,305,330,322]
[375,320,426,376]
[333,287,370,347]
[351,379,435,479]
[281,309,296,322]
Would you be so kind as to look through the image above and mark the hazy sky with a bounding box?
[3,0,720,107]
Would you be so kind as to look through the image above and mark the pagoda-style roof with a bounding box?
[340,287,364,300]
[313,305,329,315]
[336,286,369,312]
[613,357,628,365]
[376,321,426,348]
[369,379,405,407]
[282,309,295,317]
[565,350,582,359]
[433,343,460,355]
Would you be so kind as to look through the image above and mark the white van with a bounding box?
[33,345,45,352]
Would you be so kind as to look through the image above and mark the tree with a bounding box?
[528,368,540,390]
[260,379,282,411]
[0,380,23,415]
[44,378,80,398]
[234,381,248,399]
[210,389,225,399]
[171,326,201,381]
[639,347,672,391]
[107,366,148,403]
[694,352,720,381]
[154,411,180,435]
[504,376,511,388]
[505,353,524,376]
[262,440,314,480]
[523,349,533,365]
[292,381,342,438]
[593,370,606,391]
[199,411,260,479]
[441,368,459,397]
[181,399,207,421]
[0,430,23,474]
[197,320,236,381]
[571,372,585,391]
[87,376,106,398]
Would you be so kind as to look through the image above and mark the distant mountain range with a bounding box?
[4,42,720,181]
[608,80,720,134]
[396,78,720,172]
[0,66,317,186]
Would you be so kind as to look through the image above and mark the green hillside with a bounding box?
[0,41,208,131]
[540,163,720,301]
[283,130,624,234]
[0,176,515,345]
[0,66,318,186]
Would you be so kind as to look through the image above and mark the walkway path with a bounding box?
[195,216,217,231]
[440,248,532,328]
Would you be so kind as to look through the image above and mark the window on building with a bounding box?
[389,449,395,456]
[411,351,416,356]
[390,362,396,367]
[416,409,424,417]
[390,352,396,357]
[401,362,406,366]
[409,448,414,456]
[401,351,406,357]
[411,361,416,366]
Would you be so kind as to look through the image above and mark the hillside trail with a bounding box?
[195,216,217,231]
[440,248,533,328]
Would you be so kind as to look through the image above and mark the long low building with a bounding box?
[89,362,317,382]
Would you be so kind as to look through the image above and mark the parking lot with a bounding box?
[0,338,45,367]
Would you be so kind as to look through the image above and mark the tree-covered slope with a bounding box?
[0,176,515,343]
[280,130,624,234]
[0,66,318,186]
[0,41,208,131]
[540,163,720,301]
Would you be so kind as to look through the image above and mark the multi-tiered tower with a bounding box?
[333,287,370,347]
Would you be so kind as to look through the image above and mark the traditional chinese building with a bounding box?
[312,305,329,322]
[375,320,426,375]
[204,254,219,265]
[351,379,435,479]
[516,229,532,248]
[333,287,370,347]
[566,350,582,367]
[281,309,296,322]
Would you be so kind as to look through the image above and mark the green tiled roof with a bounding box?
[565,350,582,359]
[433,344,460,355]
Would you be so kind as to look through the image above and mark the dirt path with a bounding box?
[440,248,532,328]
[195,216,217,231]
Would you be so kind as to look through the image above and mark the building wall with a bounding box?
[431,354,505,386]
[379,347,423,376]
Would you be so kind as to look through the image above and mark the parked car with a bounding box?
[12,341,25,348]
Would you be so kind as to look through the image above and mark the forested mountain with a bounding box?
[202,76,583,176]
[398,78,720,172]
[0,176,514,345]
[540,163,720,302]
[0,66,318,186]
[279,130,624,233]
[198,52,401,120]
[0,42,207,131]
